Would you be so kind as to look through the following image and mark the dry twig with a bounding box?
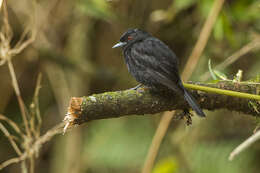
[0,1,42,172]
[229,130,260,161]
[0,122,22,156]
[0,122,65,170]
[200,36,260,81]
[0,114,22,135]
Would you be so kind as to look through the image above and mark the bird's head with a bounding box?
[112,28,150,49]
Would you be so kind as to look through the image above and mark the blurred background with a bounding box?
[0,0,260,172]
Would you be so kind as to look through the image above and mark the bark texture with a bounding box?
[65,81,260,125]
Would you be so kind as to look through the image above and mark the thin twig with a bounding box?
[9,0,36,56]
[141,112,174,173]
[7,59,31,137]
[0,155,26,170]
[216,80,260,85]
[0,1,40,172]
[2,0,13,43]
[229,130,260,161]
[214,39,260,71]
[0,114,22,135]
[13,25,32,50]
[0,122,22,156]
[0,1,11,66]
[184,83,260,100]
[30,73,42,137]
[200,38,260,81]
[21,161,28,173]
[182,0,225,81]
[9,30,36,56]
[0,122,65,170]
[29,155,35,173]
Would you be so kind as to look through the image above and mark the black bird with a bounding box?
[113,28,205,117]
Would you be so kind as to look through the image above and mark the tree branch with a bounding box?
[64,81,260,128]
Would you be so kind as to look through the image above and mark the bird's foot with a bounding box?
[176,109,192,126]
[129,84,143,90]
[129,84,150,93]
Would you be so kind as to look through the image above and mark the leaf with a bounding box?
[208,59,217,80]
[213,70,228,80]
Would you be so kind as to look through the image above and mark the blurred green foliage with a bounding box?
[152,157,178,173]
[190,142,255,173]
[84,117,155,170]
[78,0,115,20]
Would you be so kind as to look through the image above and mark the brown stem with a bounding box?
[7,59,31,137]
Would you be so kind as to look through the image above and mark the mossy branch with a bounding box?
[64,81,260,126]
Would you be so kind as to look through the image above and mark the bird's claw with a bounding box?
[176,109,192,126]
[129,84,150,93]
[129,84,143,90]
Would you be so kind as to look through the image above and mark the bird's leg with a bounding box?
[129,84,143,90]
[184,110,192,126]
[176,109,192,126]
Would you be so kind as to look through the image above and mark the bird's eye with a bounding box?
[127,36,133,40]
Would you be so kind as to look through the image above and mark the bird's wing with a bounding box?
[146,69,181,92]
[132,38,182,92]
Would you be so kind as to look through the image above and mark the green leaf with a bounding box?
[208,59,217,80]
[213,70,228,80]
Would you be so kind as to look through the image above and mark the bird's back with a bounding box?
[124,37,182,91]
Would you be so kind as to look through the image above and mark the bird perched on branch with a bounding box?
[113,28,205,117]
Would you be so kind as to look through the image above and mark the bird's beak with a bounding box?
[112,42,127,48]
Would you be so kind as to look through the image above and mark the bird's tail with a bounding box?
[183,88,205,117]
